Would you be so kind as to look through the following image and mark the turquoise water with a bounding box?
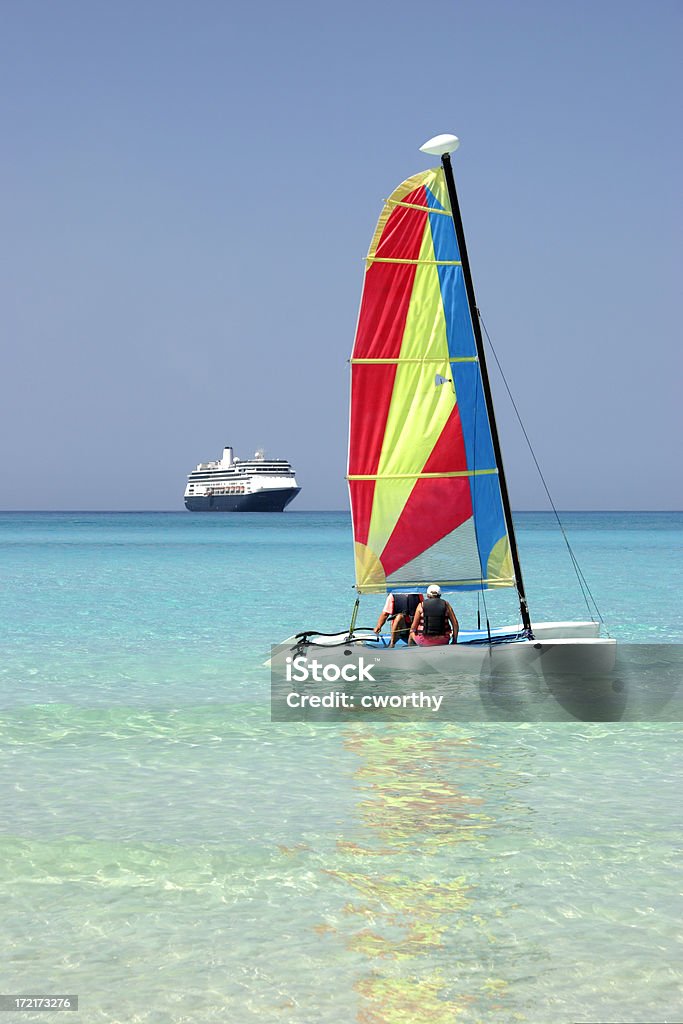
[1,511,681,1022]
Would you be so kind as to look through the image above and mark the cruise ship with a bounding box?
[184,446,301,512]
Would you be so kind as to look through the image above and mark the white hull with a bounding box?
[272,621,614,675]
[270,621,622,722]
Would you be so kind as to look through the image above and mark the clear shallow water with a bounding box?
[1,511,681,1022]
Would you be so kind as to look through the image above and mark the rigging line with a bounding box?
[478,313,609,633]
[480,310,598,622]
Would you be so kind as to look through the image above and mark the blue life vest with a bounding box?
[392,593,422,622]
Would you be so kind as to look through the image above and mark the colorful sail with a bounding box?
[347,166,515,594]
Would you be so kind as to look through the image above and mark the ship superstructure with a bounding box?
[184,446,301,512]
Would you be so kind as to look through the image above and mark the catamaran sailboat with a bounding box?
[274,134,615,677]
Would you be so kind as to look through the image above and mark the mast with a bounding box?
[422,135,531,632]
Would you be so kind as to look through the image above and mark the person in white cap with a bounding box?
[409,584,459,646]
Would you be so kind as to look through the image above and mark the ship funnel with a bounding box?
[221,446,233,468]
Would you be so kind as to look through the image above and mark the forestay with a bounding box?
[348,167,514,594]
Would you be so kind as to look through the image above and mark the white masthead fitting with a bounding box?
[419,134,460,157]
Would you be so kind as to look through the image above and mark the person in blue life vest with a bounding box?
[409,584,459,646]
[374,593,424,647]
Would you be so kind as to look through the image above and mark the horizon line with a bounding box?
[0,508,681,515]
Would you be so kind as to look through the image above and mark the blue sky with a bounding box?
[1,0,681,510]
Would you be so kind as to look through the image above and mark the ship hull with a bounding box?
[184,487,300,512]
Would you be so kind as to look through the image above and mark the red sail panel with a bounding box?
[348,191,428,545]
[380,477,473,578]
[348,480,375,548]
[379,405,472,575]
